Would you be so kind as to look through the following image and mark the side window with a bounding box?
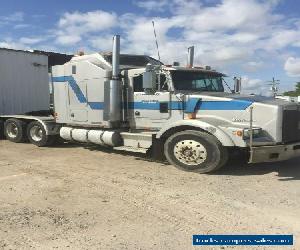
[192,79,206,89]
[133,73,169,92]
[133,74,143,92]
[72,65,76,74]
[158,74,168,91]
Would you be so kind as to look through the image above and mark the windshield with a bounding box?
[171,71,224,92]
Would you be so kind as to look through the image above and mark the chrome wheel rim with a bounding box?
[30,125,43,142]
[6,123,18,138]
[174,140,207,165]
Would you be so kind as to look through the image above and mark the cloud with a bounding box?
[118,0,296,68]
[0,40,29,50]
[6,1,299,68]
[229,32,260,43]
[1,0,300,94]
[241,76,270,95]
[187,0,274,32]
[55,10,117,46]
[212,47,250,62]
[0,36,47,50]
[266,30,300,50]
[56,34,82,46]
[284,57,300,77]
[19,37,45,45]
[0,12,24,26]
[1,12,24,22]
[242,77,263,90]
[134,0,170,12]
[242,61,264,72]
[89,35,115,51]
[14,24,31,29]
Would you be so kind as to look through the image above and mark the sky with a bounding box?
[0,0,300,94]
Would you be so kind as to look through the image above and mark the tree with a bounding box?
[283,82,300,97]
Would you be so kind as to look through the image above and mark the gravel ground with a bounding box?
[0,140,299,250]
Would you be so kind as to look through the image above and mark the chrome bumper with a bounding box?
[249,142,300,163]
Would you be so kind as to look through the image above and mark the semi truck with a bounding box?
[1,35,300,173]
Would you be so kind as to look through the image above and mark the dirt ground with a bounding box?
[0,139,299,250]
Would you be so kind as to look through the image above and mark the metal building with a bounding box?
[0,48,50,115]
[0,49,73,115]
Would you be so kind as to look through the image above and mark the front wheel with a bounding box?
[164,130,228,173]
[27,121,55,147]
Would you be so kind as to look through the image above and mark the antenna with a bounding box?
[152,21,161,62]
[266,77,280,97]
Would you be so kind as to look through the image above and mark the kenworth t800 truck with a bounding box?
[1,35,300,173]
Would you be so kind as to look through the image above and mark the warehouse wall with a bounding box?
[0,49,50,115]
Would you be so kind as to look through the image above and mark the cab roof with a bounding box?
[101,53,163,68]
[163,65,226,76]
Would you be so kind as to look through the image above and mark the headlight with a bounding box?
[243,128,263,139]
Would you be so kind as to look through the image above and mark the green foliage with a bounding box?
[283,82,300,96]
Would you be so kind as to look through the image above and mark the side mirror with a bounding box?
[143,71,156,90]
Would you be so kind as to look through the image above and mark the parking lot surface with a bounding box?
[0,140,299,249]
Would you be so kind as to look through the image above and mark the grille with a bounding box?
[282,107,300,143]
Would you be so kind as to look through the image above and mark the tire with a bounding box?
[26,121,55,147]
[4,118,27,143]
[164,130,228,173]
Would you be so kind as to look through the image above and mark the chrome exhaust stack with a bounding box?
[187,46,194,68]
[109,35,121,125]
[112,35,120,79]
[234,77,242,94]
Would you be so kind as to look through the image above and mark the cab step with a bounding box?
[114,146,148,154]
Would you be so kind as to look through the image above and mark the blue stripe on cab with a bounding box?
[68,78,87,103]
[129,100,252,111]
[185,98,201,113]
[88,102,104,110]
[85,100,252,111]
[52,76,252,111]
[198,100,252,110]
[128,102,160,110]
[52,76,87,103]
[53,76,105,111]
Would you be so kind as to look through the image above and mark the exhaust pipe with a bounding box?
[234,77,242,94]
[109,35,121,125]
[187,46,194,67]
[112,35,120,79]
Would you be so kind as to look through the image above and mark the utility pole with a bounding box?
[267,77,280,97]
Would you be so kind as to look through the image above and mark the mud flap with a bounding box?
[151,135,165,161]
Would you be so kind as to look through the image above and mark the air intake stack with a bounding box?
[187,46,194,68]
[234,77,242,94]
[109,35,121,125]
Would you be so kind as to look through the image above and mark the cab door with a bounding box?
[130,72,177,129]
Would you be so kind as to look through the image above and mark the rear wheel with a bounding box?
[4,119,27,143]
[27,121,55,147]
[164,130,228,173]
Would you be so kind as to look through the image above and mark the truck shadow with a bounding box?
[214,158,300,181]
[61,142,300,181]
[93,145,300,181]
